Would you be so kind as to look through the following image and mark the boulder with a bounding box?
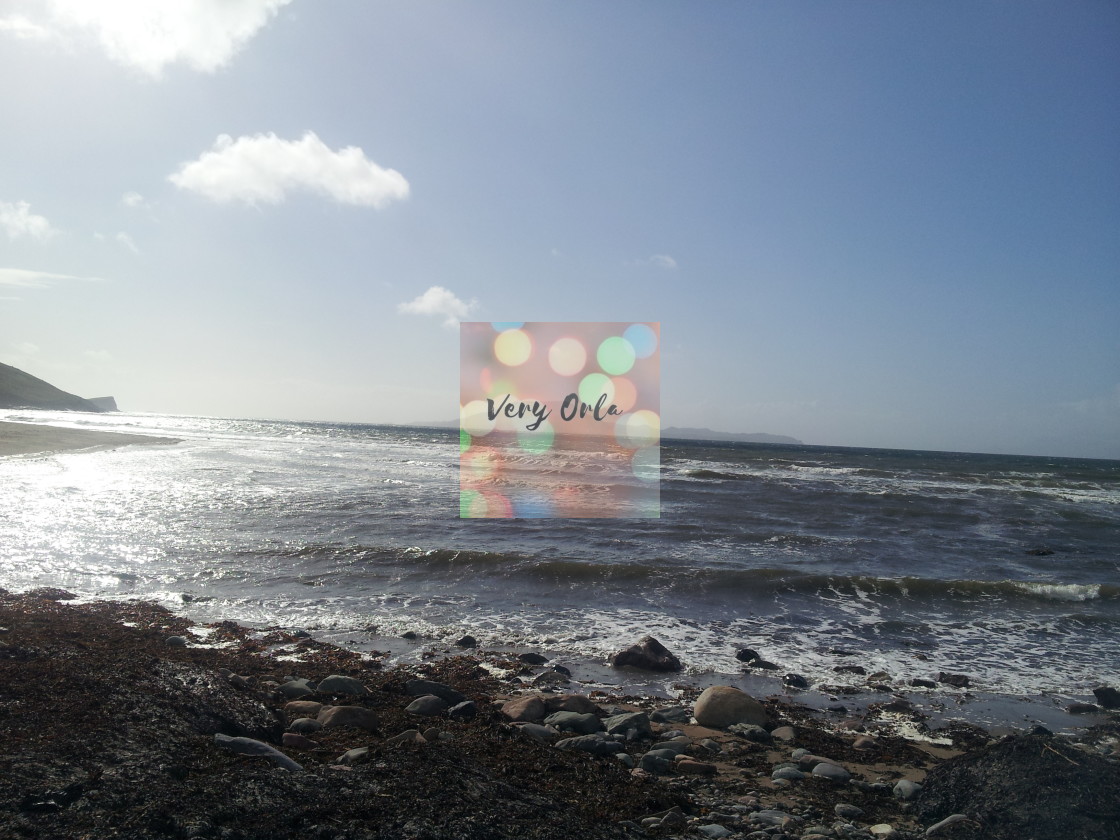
[501,695,547,722]
[317,705,379,731]
[405,679,466,705]
[316,675,368,695]
[693,685,766,728]
[609,636,682,672]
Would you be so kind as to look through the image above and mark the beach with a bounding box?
[0,420,180,457]
[0,588,1117,840]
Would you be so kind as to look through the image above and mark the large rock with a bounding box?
[543,712,603,735]
[545,694,599,715]
[693,685,766,728]
[1092,685,1120,709]
[501,695,547,722]
[609,636,682,672]
[405,679,466,705]
[316,675,368,695]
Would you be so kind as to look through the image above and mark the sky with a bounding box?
[1,0,1117,459]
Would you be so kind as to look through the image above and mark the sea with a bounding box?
[2,410,1118,730]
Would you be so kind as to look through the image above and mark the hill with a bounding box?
[662,426,803,445]
[0,362,115,412]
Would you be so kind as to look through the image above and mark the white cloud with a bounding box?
[647,254,678,270]
[0,200,57,241]
[115,231,140,254]
[0,268,103,288]
[169,132,410,208]
[398,286,478,328]
[2,0,292,78]
[0,15,51,39]
[121,191,146,208]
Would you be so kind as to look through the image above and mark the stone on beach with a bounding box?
[448,700,477,720]
[287,717,322,734]
[281,732,319,750]
[1092,685,1120,709]
[405,679,466,705]
[386,729,427,747]
[336,747,370,765]
[284,700,322,718]
[278,678,315,699]
[811,762,851,782]
[555,733,623,755]
[603,711,652,739]
[693,685,767,728]
[317,705,379,731]
[406,695,449,716]
[316,675,368,695]
[609,636,682,672]
[501,695,547,722]
[545,694,599,714]
[213,733,302,772]
[543,711,603,734]
[937,672,970,688]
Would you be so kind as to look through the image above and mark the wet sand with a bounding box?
[0,420,180,457]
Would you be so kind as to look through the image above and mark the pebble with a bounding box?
[385,729,427,746]
[834,803,863,819]
[698,825,734,838]
[676,758,717,775]
[893,779,922,800]
[406,695,449,716]
[336,747,370,765]
[770,725,796,742]
[771,767,805,781]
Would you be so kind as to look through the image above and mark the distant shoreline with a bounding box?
[0,420,180,457]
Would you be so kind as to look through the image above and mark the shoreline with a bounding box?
[2,589,1116,840]
[0,419,181,457]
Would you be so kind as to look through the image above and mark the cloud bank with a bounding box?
[398,286,478,328]
[0,0,292,77]
[169,132,410,208]
[0,268,102,288]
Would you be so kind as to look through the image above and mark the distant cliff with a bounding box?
[662,426,803,445]
[0,362,116,412]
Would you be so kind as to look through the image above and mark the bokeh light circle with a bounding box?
[548,337,587,376]
[577,373,616,407]
[597,336,636,375]
[491,322,524,331]
[461,447,499,483]
[494,329,532,366]
[615,409,660,448]
[623,323,658,359]
[609,376,638,412]
[460,400,495,436]
[518,420,555,454]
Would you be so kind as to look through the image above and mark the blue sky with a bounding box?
[1,0,1117,458]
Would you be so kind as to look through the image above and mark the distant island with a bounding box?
[0,362,117,412]
[412,418,802,445]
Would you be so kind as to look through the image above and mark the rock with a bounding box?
[869,826,899,839]
[316,675,368,695]
[166,636,188,647]
[501,695,546,722]
[639,753,673,774]
[893,779,922,800]
[603,711,652,739]
[544,711,603,734]
[609,636,682,672]
[405,679,466,705]
[281,733,319,750]
[284,700,322,718]
[545,694,599,714]
[728,722,771,742]
[783,673,809,689]
[812,762,851,782]
[698,738,721,753]
[287,717,322,734]
[454,634,477,648]
[531,670,569,688]
[748,660,781,670]
[937,672,970,688]
[694,685,767,728]
[835,804,864,819]
[925,814,972,835]
[1092,685,1120,709]
[400,631,418,639]
[515,723,556,742]
[698,824,734,838]
[555,733,622,756]
[834,664,866,675]
[336,747,370,765]
[213,734,302,772]
[772,766,805,781]
[616,752,635,768]
[1068,702,1102,714]
[649,738,689,754]
[385,729,426,747]
[770,725,796,742]
[735,648,760,663]
[406,695,449,716]
[910,678,938,688]
[676,758,716,775]
[650,706,691,723]
[317,705,379,731]
[447,700,476,720]
[278,678,315,699]
[748,809,800,827]
[853,735,877,749]
[517,652,549,665]
[551,664,571,676]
